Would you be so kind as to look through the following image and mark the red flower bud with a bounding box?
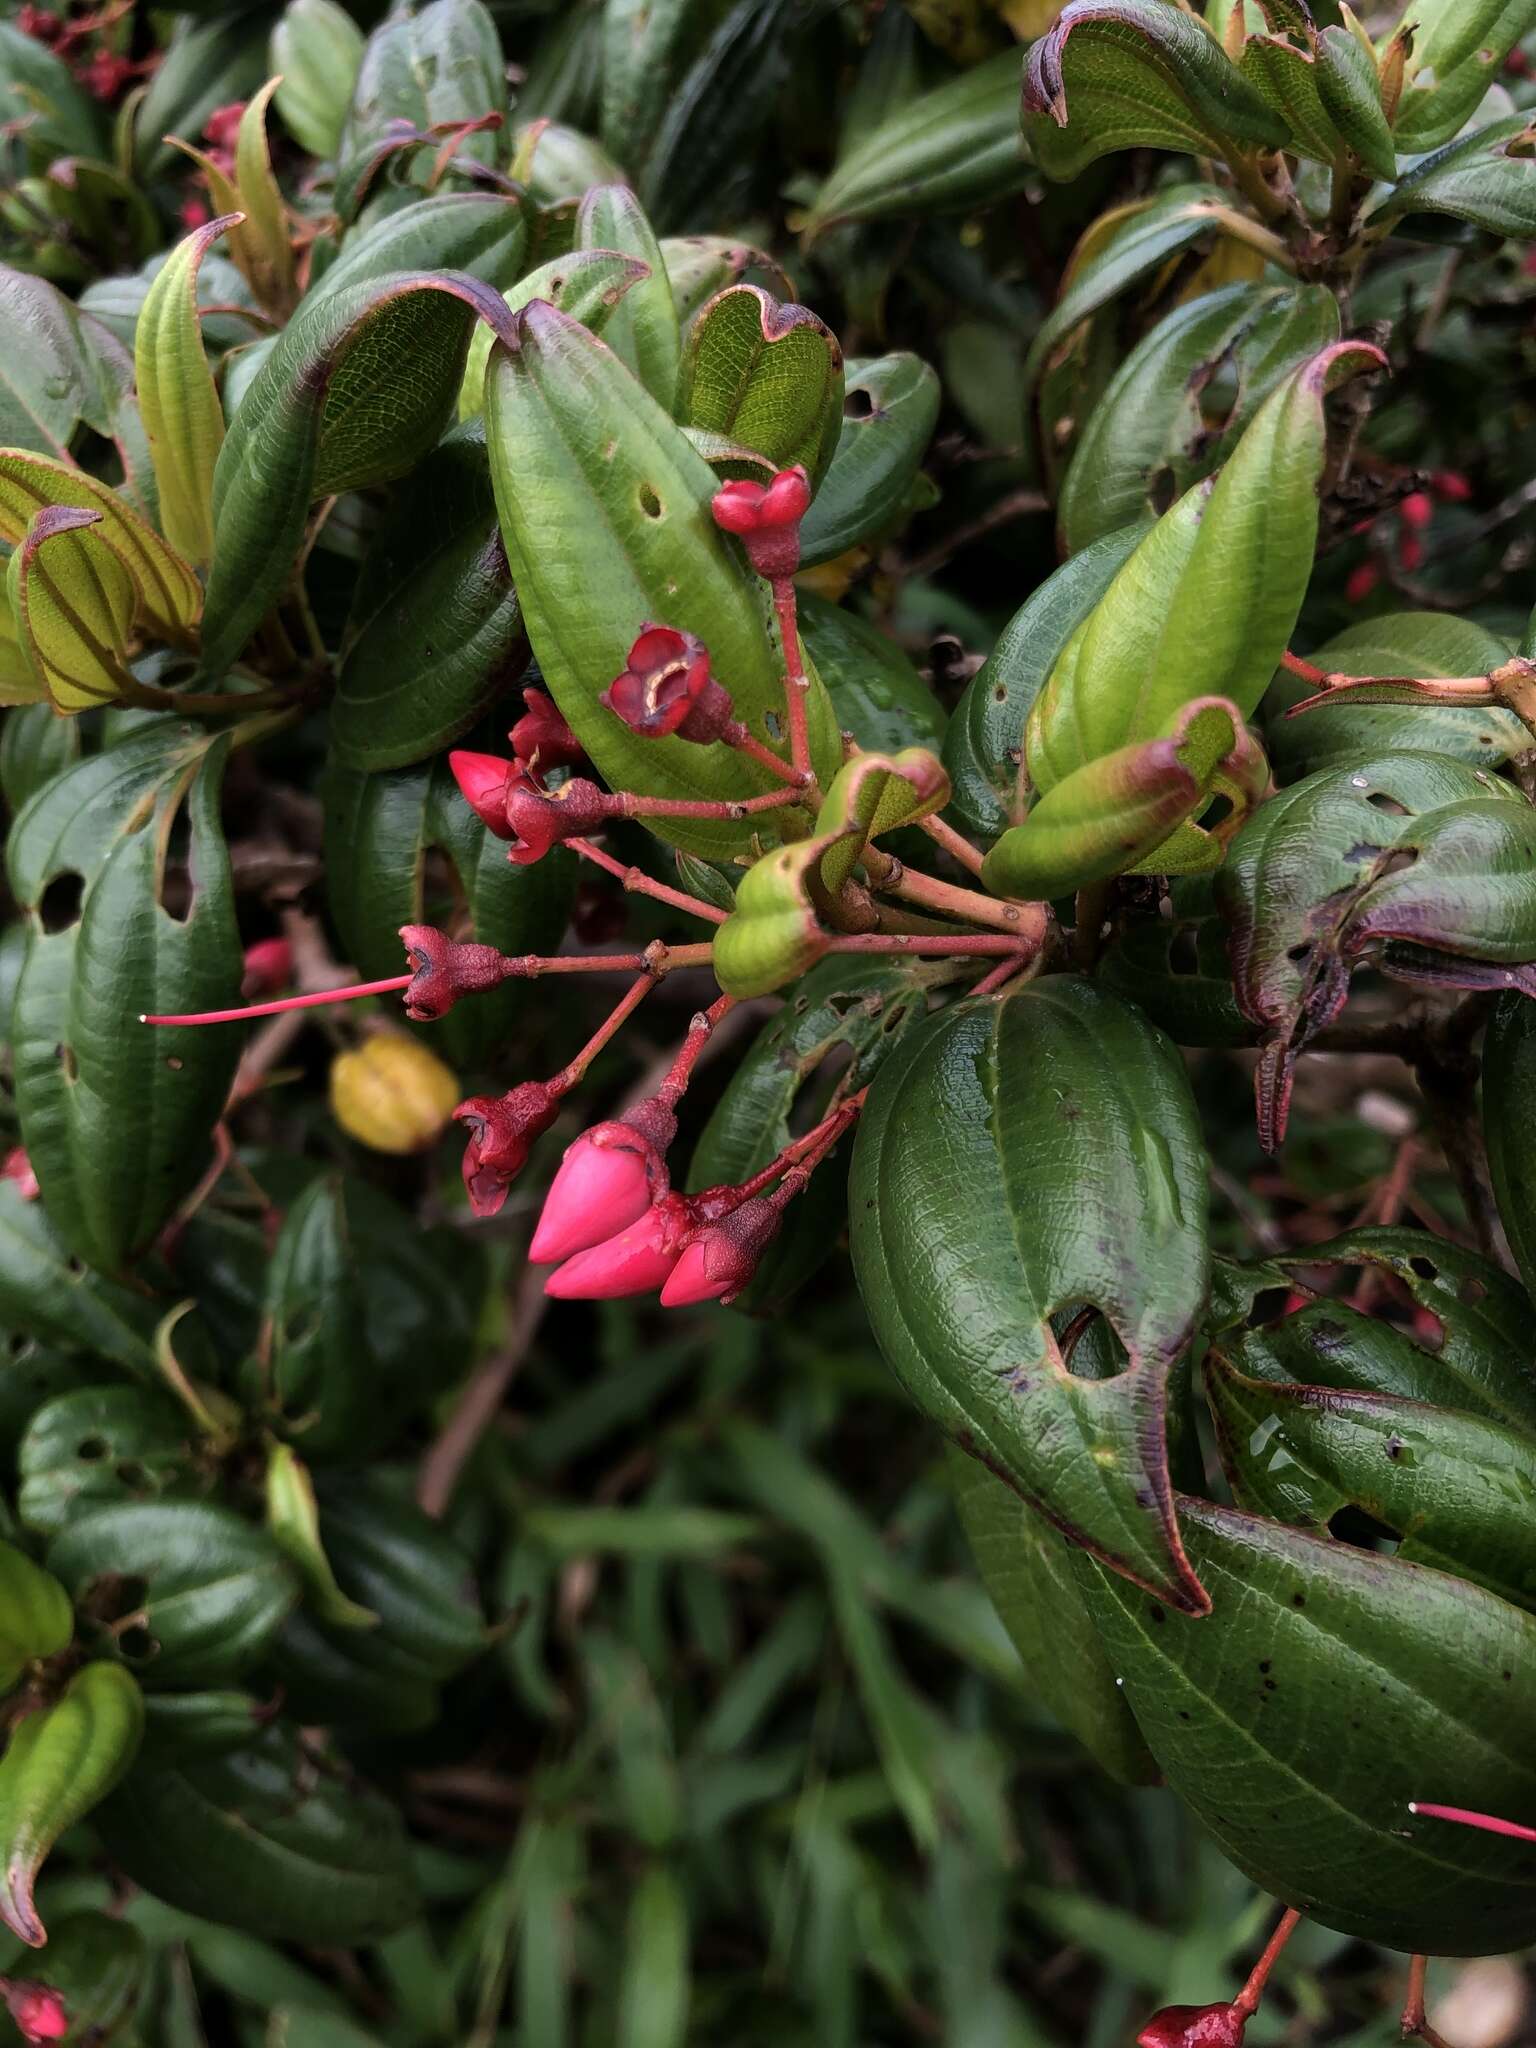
[1137,2004,1247,2048]
[544,1192,694,1299]
[660,1195,782,1305]
[77,47,134,99]
[602,625,735,744]
[1,1978,68,2043]
[1,1148,39,1203]
[1399,491,1433,531]
[710,466,812,577]
[449,749,515,837]
[1344,561,1379,605]
[179,197,211,231]
[399,924,508,1020]
[454,1082,561,1217]
[510,688,584,773]
[1398,531,1425,572]
[203,100,246,154]
[241,936,293,999]
[1431,469,1474,503]
[15,8,62,44]
[528,1104,677,1264]
[504,769,612,865]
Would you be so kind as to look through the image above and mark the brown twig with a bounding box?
[417,1262,548,1518]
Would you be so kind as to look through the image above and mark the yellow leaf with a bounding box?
[135,212,240,569]
[6,505,137,713]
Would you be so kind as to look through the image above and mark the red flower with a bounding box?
[203,100,246,154]
[179,197,211,231]
[544,1192,695,1300]
[241,936,292,999]
[449,749,515,837]
[15,7,62,43]
[510,688,584,773]
[710,466,813,577]
[1431,469,1474,503]
[602,625,734,744]
[0,1977,68,2043]
[529,1107,676,1264]
[1399,491,1433,530]
[1345,561,1379,606]
[454,1082,560,1217]
[77,48,134,100]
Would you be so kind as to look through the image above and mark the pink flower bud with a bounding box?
[1,1978,68,2043]
[528,1107,676,1263]
[241,936,293,999]
[202,100,246,153]
[503,770,613,865]
[1344,561,1378,606]
[710,466,812,578]
[455,1082,561,1217]
[544,1192,694,1299]
[400,924,509,1020]
[1,1148,39,1202]
[660,1195,782,1305]
[1432,469,1474,503]
[602,625,734,744]
[510,688,584,773]
[450,750,515,837]
[1398,531,1425,573]
[1137,2005,1247,2048]
[1399,491,1433,531]
[179,197,211,231]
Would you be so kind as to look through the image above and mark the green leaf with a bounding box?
[0,267,153,515]
[0,703,77,813]
[140,1689,270,1761]
[804,48,1029,235]
[1027,342,1384,790]
[1079,1495,1536,1955]
[1390,0,1536,151]
[943,525,1144,840]
[252,1174,474,1461]
[95,1722,418,1943]
[798,353,941,569]
[8,725,242,1275]
[264,1443,378,1633]
[1239,28,1350,166]
[0,1182,158,1375]
[271,0,365,157]
[1215,752,1536,1148]
[322,752,573,1068]
[513,118,626,204]
[1100,878,1253,1049]
[618,1866,690,2048]
[1265,612,1526,777]
[48,1499,300,1690]
[0,1660,142,1946]
[310,192,528,307]
[797,593,945,753]
[660,234,793,329]
[0,1538,72,1695]
[680,285,843,483]
[1206,1347,1536,1613]
[1374,113,1536,239]
[3,1912,143,2040]
[814,746,950,892]
[336,0,504,191]
[1023,0,1292,181]
[849,977,1213,1613]
[688,955,938,1309]
[134,12,269,182]
[636,0,799,233]
[332,425,529,772]
[0,20,104,163]
[1485,994,1536,1304]
[483,300,841,860]
[201,268,512,676]
[133,214,236,570]
[17,1384,205,1537]
[951,1453,1157,1784]
[600,0,711,176]
[5,505,135,712]
[1058,283,1340,554]
[1314,24,1396,180]
[457,248,652,422]
[578,183,681,411]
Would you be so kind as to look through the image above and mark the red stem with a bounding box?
[826,934,1026,959]
[550,973,656,1092]
[971,955,1032,997]
[918,812,986,877]
[618,785,805,821]
[723,720,806,787]
[568,838,729,925]
[1279,647,1329,685]
[658,993,735,1108]
[771,575,811,781]
[1232,1907,1301,2020]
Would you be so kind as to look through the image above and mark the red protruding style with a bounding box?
[1409,1801,1536,1844]
[449,750,515,838]
[660,1195,783,1305]
[511,688,584,773]
[455,1082,561,1217]
[1137,2005,1246,2048]
[603,625,735,744]
[400,924,511,1020]
[710,466,813,578]
[528,1104,677,1263]
[544,1191,694,1299]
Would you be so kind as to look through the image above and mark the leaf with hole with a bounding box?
[1389,0,1536,151]
[16,1384,206,1537]
[850,977,1212,1613]
[798,353,940,569]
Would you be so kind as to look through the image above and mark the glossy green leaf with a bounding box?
[95,1722,418,1943]
[1028,342,1384,791]
[140,1687,268,1760]
[252,1174,474,1461]
[484,300,840,859]
[1390,0,1536,151]
[457,248,651,422]
[952,1454,1156,1784]
[1265,613,1526,777]
[1313,25,1396,179]
[688,955,937,1310]
[1216,752,1536,1148]
[0,1538,72,1695]
[1375,113,1536,238]
[271,0,365,157]
[1485,993,1536,1303]
[514,119,626,203]
[6,506,135,712]
[660,234,793,329]
[1237,26,1346,166]
[49,1499,300,1690]
[797,594,944,753]
[798,353,941,569]
[16,1384,205,1537]
[1059,283,1341,554]
[133,214,236,570]
[323,752,573,1067]
[337,0,504,189]
[1100,879,1253,1049]
[1023,0,1292,180]
[578,183,681,411]
[618,1865,689,2048]
[0,705,77,814]
[8,725,242,1275]
[201,269,512,676]
[310,193,528,307]
[1207,1348,1536,1613]
[636,0,798,233]
[0,267,153,516]
[0,1183,157,1376]
[850,977,1212,1613]
[0,1659,142,1946]
[1080,1495,1536,1954]
[332,425,529,772]
[944,525,1144,840]
[601,0,710,175]
[265,1443,377,1633]
[680,285,843,483]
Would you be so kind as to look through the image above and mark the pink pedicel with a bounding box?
[543,1193,694,1300]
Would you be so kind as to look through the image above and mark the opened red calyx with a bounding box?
[454,1082,562,1217]
[603,625,735,744]
[400,925,510,1021]
[710,466,812,577]
[510,688,584,772]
